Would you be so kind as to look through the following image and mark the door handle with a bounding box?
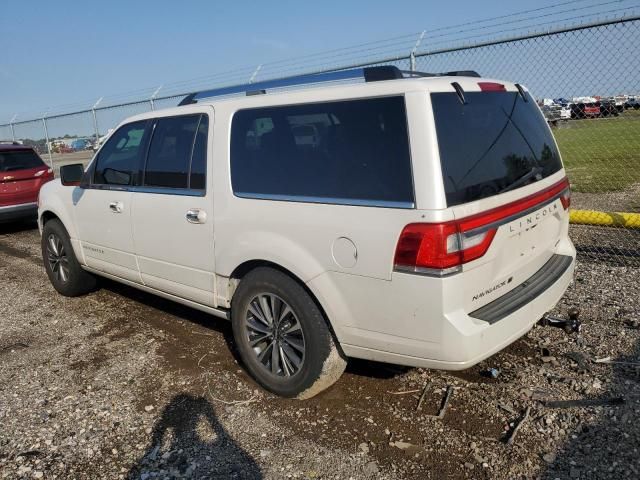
[109,201,123,213]
[186,209,207,224]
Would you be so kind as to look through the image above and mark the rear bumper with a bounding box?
[0,202,37,223]
[311,242,576,370]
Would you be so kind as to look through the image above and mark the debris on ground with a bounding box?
[1,225,639,479]
[506,406,531,446]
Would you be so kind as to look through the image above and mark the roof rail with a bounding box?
[177,65,481,105]
[178,66,402,105]
[400,70,481,78]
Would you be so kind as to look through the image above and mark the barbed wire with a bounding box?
[3,2,638,121]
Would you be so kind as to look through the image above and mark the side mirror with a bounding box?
[60,163,85,186]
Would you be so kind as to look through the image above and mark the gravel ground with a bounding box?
[1,221,639,479]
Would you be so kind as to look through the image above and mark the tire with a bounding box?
[231,267,346,399]
[41,218,97,297]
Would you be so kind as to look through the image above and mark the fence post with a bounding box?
[149,85,162,111]
[410,30,426,71]
[9,115,17,142]
[91,97,103,149]
[249,65,262,84]
[41,115,53,168]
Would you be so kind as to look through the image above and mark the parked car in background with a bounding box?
[541,104,562,125]
[613,96,626,113]
[71,138,93,151]
[38,66,575,399]
[600,99,619,117]
[0,144,53,222]
[625,97,640,109]
[559,104,572,120]
[571,102,601,119]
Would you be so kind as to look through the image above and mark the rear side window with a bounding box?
[144,114,206,190]
[230,97,414,207]
[0,149,45,172]
[94,121,149,186]
[431,91,562,206]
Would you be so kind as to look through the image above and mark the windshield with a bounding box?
[0,150,45,172]
[431,91,562,206]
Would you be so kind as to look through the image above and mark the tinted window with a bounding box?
[189,115,208,190]
[144,115,201,189]
[94,121,148,186]
[0,150,45,172]
[230,97,413,206]
[431,91,562,206]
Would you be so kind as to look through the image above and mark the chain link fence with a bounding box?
[413,17,640,267]
[1,16,638,266]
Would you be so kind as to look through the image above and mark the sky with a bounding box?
[1,0,638,127]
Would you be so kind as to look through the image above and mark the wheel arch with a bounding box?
[228,259,346,351]
[39,208,84,264]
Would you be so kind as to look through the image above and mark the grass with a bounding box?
[552,109,640,193]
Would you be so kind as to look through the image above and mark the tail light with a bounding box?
[394,177,570,276]
[560,185,571,210]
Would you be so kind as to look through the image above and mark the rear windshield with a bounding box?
[431,91,562,206]
[0,149,45,172]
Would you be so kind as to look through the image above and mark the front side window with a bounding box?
[230,97,414,206]
[94,121,149,186]
[143,114,208,191]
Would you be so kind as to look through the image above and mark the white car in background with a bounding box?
[37,66,575,399]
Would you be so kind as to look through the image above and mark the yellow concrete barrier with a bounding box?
[569,209,640,229]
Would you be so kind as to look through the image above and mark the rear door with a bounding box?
[74,120,151,282]
[130,109,216,306]
[430,86,569,312]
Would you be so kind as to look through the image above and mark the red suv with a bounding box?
[0,144,54,222]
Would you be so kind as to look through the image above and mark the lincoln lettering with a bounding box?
[510,203,558,233]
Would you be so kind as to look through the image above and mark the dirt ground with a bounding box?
[1,221,639,479]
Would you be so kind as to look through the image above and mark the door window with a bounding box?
[94,121,148,186]
[144,114,208,191]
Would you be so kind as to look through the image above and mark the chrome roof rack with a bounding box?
[178,66,481,105]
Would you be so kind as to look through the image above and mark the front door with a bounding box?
[74,120,151,283]
[131,109,216,306]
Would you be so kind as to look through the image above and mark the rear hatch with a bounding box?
[429,82,570,314]
[0,149,52,206]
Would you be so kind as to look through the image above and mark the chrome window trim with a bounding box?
[233,191,415,209]
[80,184,205,197]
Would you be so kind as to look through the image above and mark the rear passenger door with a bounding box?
[131,109,216,306]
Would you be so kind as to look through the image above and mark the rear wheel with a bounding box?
[42,219,96,296]
[231,267,346,399]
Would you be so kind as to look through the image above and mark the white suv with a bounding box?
[38,66,575,399]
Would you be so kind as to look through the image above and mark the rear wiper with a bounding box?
[499,166,543,194]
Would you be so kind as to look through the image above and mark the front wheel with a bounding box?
[41,219,97,297]
[231,267,346,399]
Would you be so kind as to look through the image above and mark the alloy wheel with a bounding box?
[243,293,306,377]
[46,233,70,284]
